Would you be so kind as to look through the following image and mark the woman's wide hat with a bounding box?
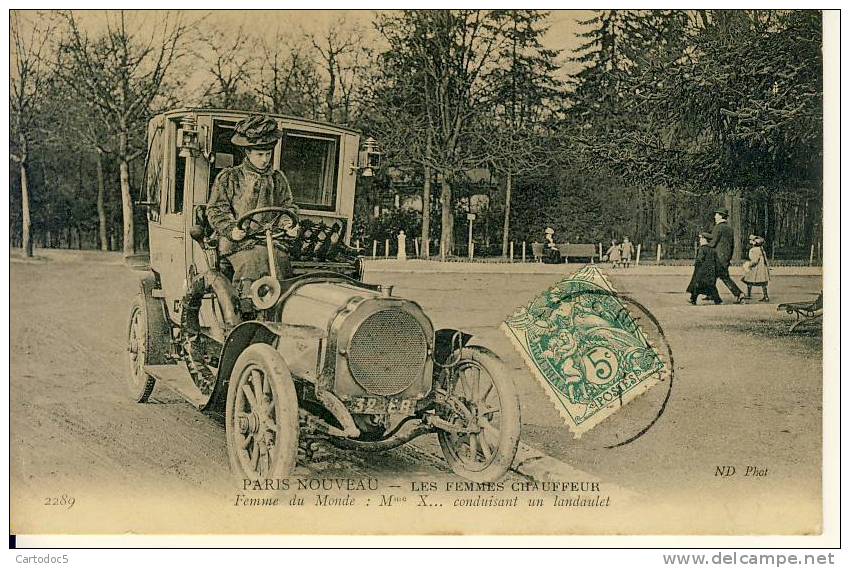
[231,115,282,149]
[714,206,730,217]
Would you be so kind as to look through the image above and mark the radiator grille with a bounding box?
[347,309,428,396]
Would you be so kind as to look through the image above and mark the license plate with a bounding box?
[347,396,416,415]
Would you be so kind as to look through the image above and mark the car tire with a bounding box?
[438,345,521,482]
[226,343,299,482]
[126,294,157,403]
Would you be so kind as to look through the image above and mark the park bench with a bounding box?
[531,242,598,263]
[558,243,598,262]
[778,292,823,332]
[531,242,545,262]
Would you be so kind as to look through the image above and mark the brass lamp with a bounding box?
[177,116,199,158]
[351,136,382,177]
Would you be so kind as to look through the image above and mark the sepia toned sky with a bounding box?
[49,9,594,76]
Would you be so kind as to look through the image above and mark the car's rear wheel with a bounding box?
[226,344,299,482]
[126,295,156,403]
[438,346,521,482]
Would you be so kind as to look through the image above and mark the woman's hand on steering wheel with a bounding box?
[235,206,300,241]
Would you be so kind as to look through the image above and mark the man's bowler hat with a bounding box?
[231,115,282,149]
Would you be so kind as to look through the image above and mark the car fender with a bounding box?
[206,321,283,413]
[433,328,473,367]
[138,271,174,365]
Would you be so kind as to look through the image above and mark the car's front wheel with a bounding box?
[226,343,299,482]
[126,295,156,403]
[437,346,521,482]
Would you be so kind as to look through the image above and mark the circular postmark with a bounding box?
[509,285,675,450]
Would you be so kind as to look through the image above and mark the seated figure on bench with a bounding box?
[206,115,299,299]
[543,227,561,264]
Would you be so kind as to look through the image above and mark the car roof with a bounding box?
[152,108,361,136]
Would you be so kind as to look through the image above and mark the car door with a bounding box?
[152,118,189,321]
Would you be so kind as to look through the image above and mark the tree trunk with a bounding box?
[20,161,33,257]
[802,197,817,253]
[725,193,743,261]
[655,185,668,243]
[325,56,336,123]
[421,164,431,258]
[501,170,512,257]
[119,131,135,257]
[96,149,108,252]
[439,176,454,257]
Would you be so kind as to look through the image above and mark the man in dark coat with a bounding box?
[707,206,745,303]
[687,232,722,304]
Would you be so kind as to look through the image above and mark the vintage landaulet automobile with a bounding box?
[127,108,521,482]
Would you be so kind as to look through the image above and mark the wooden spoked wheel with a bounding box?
[438,346,521,482]
[226,343,299,481]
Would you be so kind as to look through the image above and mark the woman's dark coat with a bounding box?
[687,245,721,296]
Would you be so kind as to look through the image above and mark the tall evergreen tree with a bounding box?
[484,10,563,256]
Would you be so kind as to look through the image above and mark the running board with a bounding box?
[144,363,209,409]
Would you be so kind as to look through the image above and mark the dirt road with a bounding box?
[10,253,823,534]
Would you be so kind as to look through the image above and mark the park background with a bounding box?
[9,9,823,264]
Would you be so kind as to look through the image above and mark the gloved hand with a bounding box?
[231,227,247,241]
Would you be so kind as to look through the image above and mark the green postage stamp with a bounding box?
[503,265,667,436]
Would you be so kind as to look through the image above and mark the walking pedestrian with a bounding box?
[620,237,634,268]
[687,232,722,305]
[605,239,622,268]
[706,207,745,303]
[742,235,771,302]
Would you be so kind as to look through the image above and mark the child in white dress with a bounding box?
[741,235,770,302]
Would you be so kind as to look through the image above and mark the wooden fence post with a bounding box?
[635,244,642,267]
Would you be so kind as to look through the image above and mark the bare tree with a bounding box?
[309,19,361,123]
[56,10,195,257]
[197,25,256,109]
[255,30,322,117]
[376,10,509,255]
[10,11,54,257]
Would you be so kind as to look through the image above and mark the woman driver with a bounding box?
[206,115,299,299]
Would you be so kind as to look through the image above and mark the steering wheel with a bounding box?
[236,206,300,240]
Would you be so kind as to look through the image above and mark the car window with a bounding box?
[281,131,339,211]
[171,148,186,214]
[165,118,186,215]
[208,120,243,194]
[145,125,163,222]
